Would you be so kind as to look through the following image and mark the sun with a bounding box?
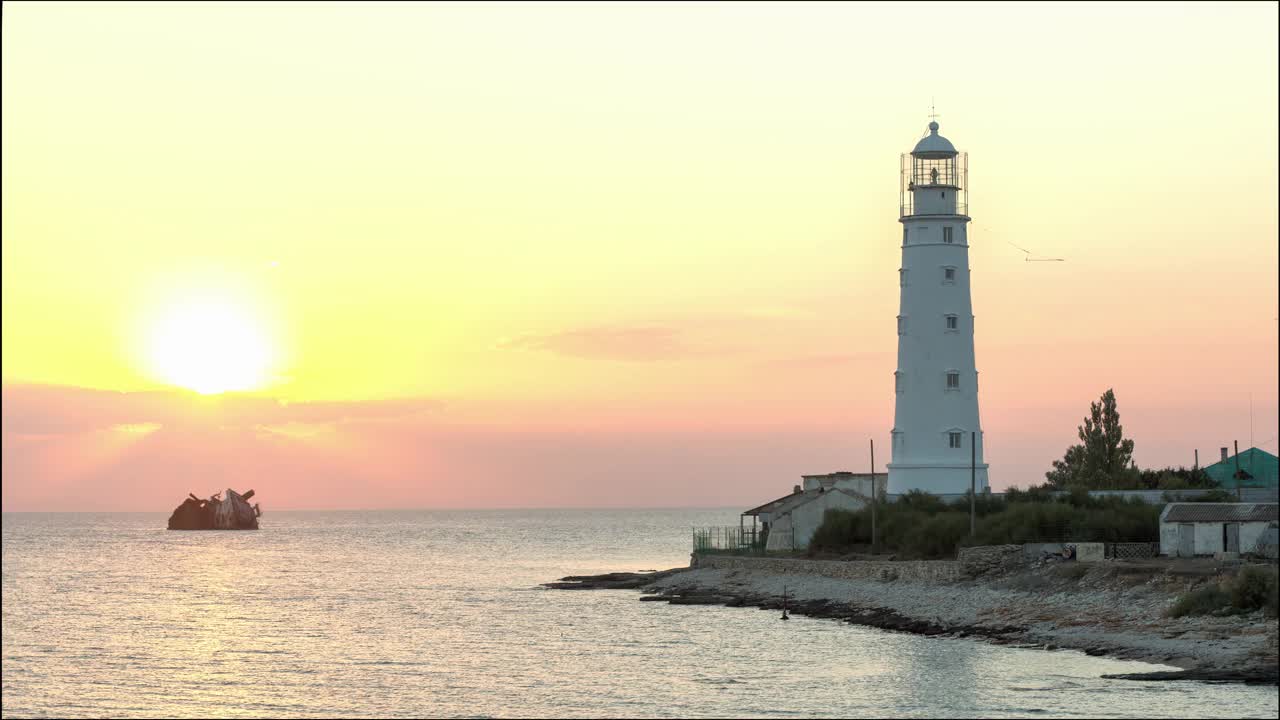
[145,293,276,395]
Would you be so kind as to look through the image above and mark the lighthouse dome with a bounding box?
[911,121,957,157]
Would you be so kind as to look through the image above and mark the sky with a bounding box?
[3,1,1277,511]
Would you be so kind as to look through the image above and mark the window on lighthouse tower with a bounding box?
[946,371,960,390]
[949,432,962,449]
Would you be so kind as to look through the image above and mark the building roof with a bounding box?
[743,486,872,516]
[1163,503,1279,523]
[742,490,806,516]
[1203,447,1279,489]
[911,121,957,156]
[752,487,869,518]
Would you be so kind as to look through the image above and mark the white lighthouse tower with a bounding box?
[887,119,989,495]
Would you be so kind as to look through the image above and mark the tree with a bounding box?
[1045,389,1137,489]
[1046,445,1086,488]
[1137,466,1217,490]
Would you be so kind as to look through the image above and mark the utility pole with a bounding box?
[970,431,977,537]
[870,438,878,555]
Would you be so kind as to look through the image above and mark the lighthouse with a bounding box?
[887,119,989,495]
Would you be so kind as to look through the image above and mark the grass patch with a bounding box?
[1054,563,1091,581]
[1168,584,1233,618]
[1168,566,1279,618]
[1000,573,1052,592]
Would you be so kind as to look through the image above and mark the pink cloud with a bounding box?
[1,383,865,512]
[3,375,1275,513]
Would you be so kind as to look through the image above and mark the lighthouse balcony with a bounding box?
[900,201,968,218]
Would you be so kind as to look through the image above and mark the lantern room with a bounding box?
[900,120,968,218]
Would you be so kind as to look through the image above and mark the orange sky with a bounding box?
[3,2,1277,511]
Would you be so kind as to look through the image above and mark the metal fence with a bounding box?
[1106,542,1160,560]
[693,526,764,555]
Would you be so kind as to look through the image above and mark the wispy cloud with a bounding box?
[496,325,686,361]
[0,383,440,436]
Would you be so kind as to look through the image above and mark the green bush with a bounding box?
[1005,485,1056,504]
[1168,584,1232,618]
[808,507,869,551]
[1230,566,1278,614]
[897,490,951,514]
[1178,488,1238,503]
[1138,466,1217,490]
[808,491,1160,559]
[1167,568,1279,618]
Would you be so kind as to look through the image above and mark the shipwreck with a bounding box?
[168,488,261,530]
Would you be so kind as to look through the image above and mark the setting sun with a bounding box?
[145,294,275,395]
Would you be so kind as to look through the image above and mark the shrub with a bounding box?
[808,490,1161,559]
[1005,485,1056,504]
[808,508,867,552]
[1168,584,1232,618]
[1139,466,1217,490]
[1230,566,1278,614]
[896,490,951,515]
[1186,489,1238,503]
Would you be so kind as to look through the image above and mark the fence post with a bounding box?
[970,431,976,538]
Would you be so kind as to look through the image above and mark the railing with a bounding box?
[693,526,765,555]
[899,203,969,218]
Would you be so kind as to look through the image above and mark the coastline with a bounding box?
[549,559,1280,685]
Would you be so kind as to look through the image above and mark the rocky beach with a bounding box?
[549,557,1280,685]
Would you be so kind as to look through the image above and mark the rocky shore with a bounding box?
[547,560,1279,685]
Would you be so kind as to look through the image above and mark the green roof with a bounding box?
[1203,447,1279,488]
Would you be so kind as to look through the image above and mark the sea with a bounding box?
[2,509,1276,719]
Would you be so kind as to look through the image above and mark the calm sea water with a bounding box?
[2,510,1276,719]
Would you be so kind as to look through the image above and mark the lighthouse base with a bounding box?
[887,463,990,496]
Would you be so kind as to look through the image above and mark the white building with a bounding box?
[742,472,885,551]
[888,120,990,495]
[801,471,885,495]
[1159,503,1279,558]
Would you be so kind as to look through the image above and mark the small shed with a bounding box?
[1159,503,1279,557]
